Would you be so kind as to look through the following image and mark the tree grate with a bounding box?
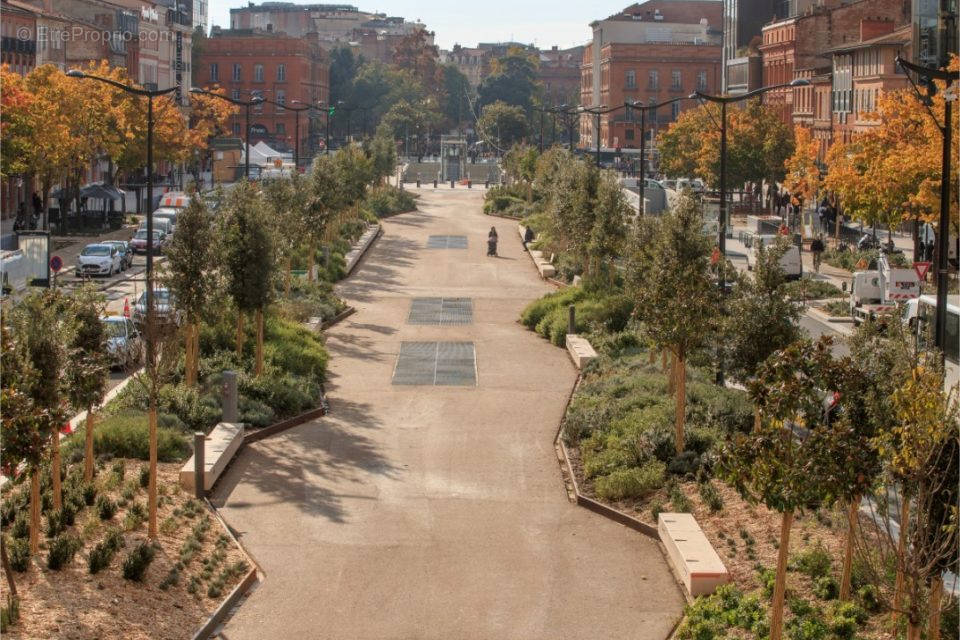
[407,297,474,325]
[426,235,468,249]
[392,341,477,386]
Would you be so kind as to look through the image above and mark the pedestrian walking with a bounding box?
[810,234,825,273]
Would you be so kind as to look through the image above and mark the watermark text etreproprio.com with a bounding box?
[18,25,174,44]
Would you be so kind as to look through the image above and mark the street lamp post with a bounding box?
[190,87,263,180]
[67,69,177,538]
[626,96,692,215]
[896,56,959,361]
[578,105,608,167]
[693,78,810,385]
[533,106,549,152]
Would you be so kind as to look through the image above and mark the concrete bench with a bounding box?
[344,224,381,275]
[658,512,730,597]
[180,422,244,492]
[565,334,597,369]
[537,261,557,278]
[529,250,544,259]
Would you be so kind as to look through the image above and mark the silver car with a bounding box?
[101,315,143,369]
[77,243,122,277]
[132,288,181,327]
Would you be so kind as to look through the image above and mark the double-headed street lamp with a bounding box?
[190,87,263,180]
[895,56,959,362]
[692,77,810,385]
[625,96,693,215]
[532,106,552,152]
[577,104,612,167]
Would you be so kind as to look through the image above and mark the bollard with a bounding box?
[222,370,238,423]
[417,179,421,188]
[450,179,455,188]
[467,180,472,189]
[433,179,437,188]
[485,180,490,188]
[193,432,205,498]
[568,305,576,335]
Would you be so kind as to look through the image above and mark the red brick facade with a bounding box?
[193,29,329,154]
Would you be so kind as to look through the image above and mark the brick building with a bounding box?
[439,45,487,87]
[538,45,584,106]
[193,28,329,155]
[580,0,723,151]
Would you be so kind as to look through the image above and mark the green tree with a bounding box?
[329,46,364,104]
[441,64,472,130]
[163,196,216,386]
[478,101,529,151]
[221,181,275,375]
[306,154,345,281]
[64,286,109,482]
[627,195,719,453]
[262,173,310,297]
[367,125,398,184]
[478,47,540,111]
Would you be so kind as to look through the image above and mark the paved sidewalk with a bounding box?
[213,190,685,639]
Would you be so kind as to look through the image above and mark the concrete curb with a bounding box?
[190,564,258,640]
[344,224,382,276]
[244,405,326,443]
[321,306,356,330]
[805,306,855,337]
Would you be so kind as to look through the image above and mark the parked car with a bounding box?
[76,243,122,277]
[129,229,166,255]
[132,288,181,327]
[101,315,143,369]
[151,208,179,234]
[137,217,173,238]
[101,240,133,270]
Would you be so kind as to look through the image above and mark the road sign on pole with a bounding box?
[49,255,63,272]
[913,261,931,280]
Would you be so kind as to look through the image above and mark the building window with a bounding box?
[232,64,242,81]
[232,122,241,135]
[671,70,682,89]
[697,70,707,91]
[210,63,218,82]
[625,69,636,88]
[254,64,264,82]
[276,122,285,134]
[277,64,286,81]
[276,89,285,111]
[232,89,241,100]
[625,128,635,140]
[671,101,681,120]
[648,70,659,89]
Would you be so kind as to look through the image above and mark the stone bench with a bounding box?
[180,422,244,492]
[344,224,381,275]
[565,334,597,369]
[658,512,730,597]
[537,260,557,278]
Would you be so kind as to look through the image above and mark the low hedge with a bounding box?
[365,186,416,218]
[520,286,633,346]
[783,277,844,301]
[62,411,191,463]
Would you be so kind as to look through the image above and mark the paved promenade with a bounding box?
[213,189,685,639]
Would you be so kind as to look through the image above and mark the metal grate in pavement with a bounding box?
[426,235,468,249]
[407,297,474,325]
[392,341,477,386]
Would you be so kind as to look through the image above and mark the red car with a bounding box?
[129,229,166,255]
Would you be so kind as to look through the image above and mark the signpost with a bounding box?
[49,255,62,288]
[913,261,931,281]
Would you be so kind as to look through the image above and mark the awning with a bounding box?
[81,182,125,201]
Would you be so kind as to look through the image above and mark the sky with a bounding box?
[206,0,628,50]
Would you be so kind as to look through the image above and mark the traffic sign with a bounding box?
[49,255,63,272]
[914,261,932,280]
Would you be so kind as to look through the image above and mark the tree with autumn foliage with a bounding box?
[658,99,793,190]
[0,67,34,181]
[783,126,821,236]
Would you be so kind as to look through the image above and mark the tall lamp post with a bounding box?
[693,78,810,385]
[533,106,550,152]
[190,87,263,180]
[578,104,609,166]
[626,95,692,215]
[66,69,177,538]
[896,56,958,361]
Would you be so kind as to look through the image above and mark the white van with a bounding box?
[903,294,960,364]
[743,233,802,280]
[1,249,28,295]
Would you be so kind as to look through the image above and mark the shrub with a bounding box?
[63,412,190,463]
[813,575,838,600]
[9,514,28,540]
[668,483,692,513]
[47,534,82,570]
[698,481,724,513]
[783,277,843,301]
[138,466,149,489]
[263,316,328,382]
[856,584,880,612]
[667,451,702,477]
[0,595,20,632]
[366,186,416,217]
[594,461,665,501]
[792,542,832,579]
[96,495,117,520]
[758,567,777,597]
[786,614,829,640]
[159,567,180,590]
[650,500,665,521]
[8,537,29,572]
[111,460,126,480]
[88,527,124,574]
[121,541,156,581]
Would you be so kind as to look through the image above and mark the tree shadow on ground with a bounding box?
[337,234,420,304]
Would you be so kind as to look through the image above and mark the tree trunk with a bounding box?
[0,534,16,596]
[307,239,316,282]
[285,255,292,298]
[753,405,761,431]
[770,509,795,640]
[839,496,859,600]
[254,309,264,377]
[648,349,657,365]
[661,349,669,374]
[29,471,40,554]
[892,497,911,626]
[147,399,158,539]
[674,352,686,454]
[84,408,95,482]
[667,351,677,395]
[51,427,62,510]
[235,312,245,358]
[928,578,943,640]
[184,321,197,387]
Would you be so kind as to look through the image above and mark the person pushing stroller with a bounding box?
[487,227,498,257]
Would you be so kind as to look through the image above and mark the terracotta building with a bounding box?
[580,0,723,151]
[538,45,584,106]
[193,28,329,156]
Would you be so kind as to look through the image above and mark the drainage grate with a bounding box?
[407,297,473,325]
[426,235,468,249]
[392,341,477,386]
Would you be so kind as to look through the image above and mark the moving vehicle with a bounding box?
[101,315,143,369]
[129,229,166,255]
[849,254,920,324]
[101,240,133,270]
[743,233,803,280]
[76,243,122,277]
[132,288,180,327]
[903,294,960,364]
